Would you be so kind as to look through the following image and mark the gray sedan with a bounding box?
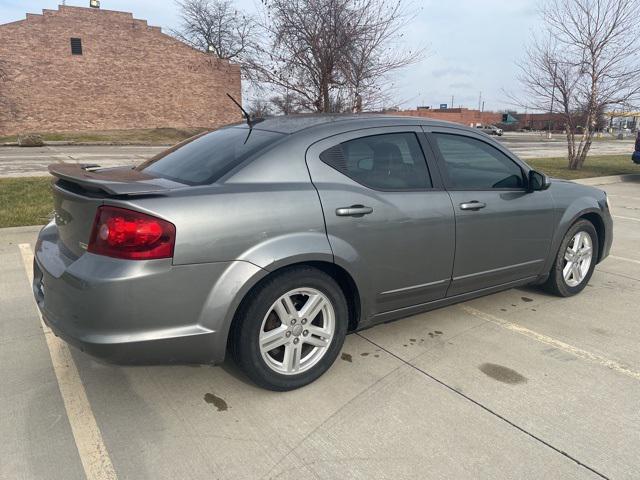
[34,115,612,390]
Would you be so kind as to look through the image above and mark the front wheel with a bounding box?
[231,266,348,391]
[543,219,598,297]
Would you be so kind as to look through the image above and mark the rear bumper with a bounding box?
[33,222,265,365]
[40,310,218,364]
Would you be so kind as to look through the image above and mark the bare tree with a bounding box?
[270,91,303,115]
[248,0,423,113]
[517,0,640,169]
[339,2,421,112]
[247,98,273,118]
[173,0,258,73]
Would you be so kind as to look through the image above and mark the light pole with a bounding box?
[547,61,558,139]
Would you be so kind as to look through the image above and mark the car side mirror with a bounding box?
[528,170,551,192]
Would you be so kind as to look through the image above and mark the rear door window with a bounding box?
[138,127,283,185]
[319,132,432,190]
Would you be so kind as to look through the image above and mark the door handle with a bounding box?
[336,205,374,217]
[459,201,486,211]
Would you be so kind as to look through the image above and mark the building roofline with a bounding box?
[0,5,136,28]
[0,4,240,69]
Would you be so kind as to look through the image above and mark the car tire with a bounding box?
[543,219,599,297]
[231,266,348,391]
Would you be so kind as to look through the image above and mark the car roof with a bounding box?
[236,113,469,135]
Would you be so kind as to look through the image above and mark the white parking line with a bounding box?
[18,244,118,480]
[609,255,640,265]
[460,305,640,381]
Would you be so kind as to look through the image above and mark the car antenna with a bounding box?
[226,93,253,129]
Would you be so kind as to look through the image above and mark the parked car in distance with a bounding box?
[633,130,640,164]
[477,124,504,136]
[34,115,612,391]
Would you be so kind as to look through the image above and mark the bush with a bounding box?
[17,134,44,147]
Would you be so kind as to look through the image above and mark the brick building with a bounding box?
[388,107,575,132]
[0,5,241,136]
[389,108,504,127]
[517,113,568,131]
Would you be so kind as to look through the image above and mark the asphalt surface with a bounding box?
[1,179,639,479]
[0,145,166,178]
[0,133,636,177]
[498,133,635,160]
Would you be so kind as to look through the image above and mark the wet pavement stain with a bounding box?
[341,353,352,362]
[542,347,577,362]
[521,296,534,303]
[204,393,228,411]
[479,363,527,384]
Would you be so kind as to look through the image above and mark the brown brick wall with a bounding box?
[0,6,242,135]
[390,108,503,127]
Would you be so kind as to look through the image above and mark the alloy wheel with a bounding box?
[259,288,335,375]
[563,231,593,287]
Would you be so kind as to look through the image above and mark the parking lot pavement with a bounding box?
[498,134,636,159]
[0,145,164,178]
[0,133,636,177]
[1,180,639,480]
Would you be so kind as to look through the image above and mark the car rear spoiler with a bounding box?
[48,164,174,196]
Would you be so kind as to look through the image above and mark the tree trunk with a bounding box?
[565,128,576,168]
[574,131,595,169]
[321,80,330,113]
[570,88,598,170]
[570,111,596,169]
[565,117,579,169]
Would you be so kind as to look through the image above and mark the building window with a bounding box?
[70,38,82,55]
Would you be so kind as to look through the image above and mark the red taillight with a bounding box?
[88,206,175,260]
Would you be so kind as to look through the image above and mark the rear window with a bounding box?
[137,127,283,185]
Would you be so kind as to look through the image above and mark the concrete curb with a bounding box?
[572,174,640,186]
[0,225,43,233]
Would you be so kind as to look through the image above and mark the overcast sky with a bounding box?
[0,0,541,111]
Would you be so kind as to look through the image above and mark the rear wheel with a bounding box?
[544,219,598,297]
[231,266,348,391]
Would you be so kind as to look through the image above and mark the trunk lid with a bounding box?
[48,163,181,195]
[49,164,185,258]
